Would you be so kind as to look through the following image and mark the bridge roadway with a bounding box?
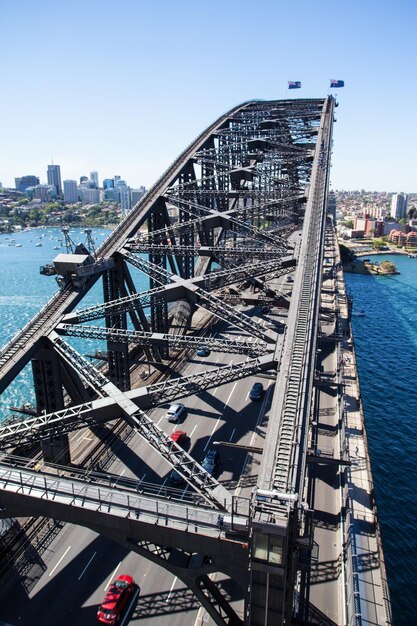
[0,309,281,625]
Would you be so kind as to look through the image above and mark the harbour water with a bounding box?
[0,235,413,624]
[345,254,416,626]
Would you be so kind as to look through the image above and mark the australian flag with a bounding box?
[288,81,301,89]
[330,79,344,88]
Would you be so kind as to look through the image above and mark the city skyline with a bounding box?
[1,0,417,192]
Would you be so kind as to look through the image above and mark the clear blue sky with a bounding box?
[1,0,416,192]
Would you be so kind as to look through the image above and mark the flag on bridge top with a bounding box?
[330,79,344,88]
[288,81,301,89]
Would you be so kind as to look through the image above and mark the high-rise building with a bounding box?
[90,171,99,188]
[63,180,78,204]
[391,193,408,220]
[15,175,40,192]
[47,164,62,196]
[130,187,147,207]
[103,178,114,189]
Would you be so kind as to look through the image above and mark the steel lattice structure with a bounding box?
[0,98,335,626]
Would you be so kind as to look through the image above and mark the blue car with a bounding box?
[201,449,220,475]
[249,382,264,401]
[196,346,210,357]
[169,469,185,485]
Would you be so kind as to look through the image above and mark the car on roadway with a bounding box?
[165,403,185,423]
[169,430,187,448]
[249,382,264,401]
[201,449,220,475]
[169,468,186,485]
[196,345,211,357]
[97,574,135,624]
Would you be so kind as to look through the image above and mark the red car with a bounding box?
[97,574,135,624]
[169,430,187,448]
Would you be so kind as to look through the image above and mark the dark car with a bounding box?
[169,468,186,485]
[249,382,264,401]
[196,346,211,357]
[97,574,135,624]
[169,430,187,448]
[201,449,220,475]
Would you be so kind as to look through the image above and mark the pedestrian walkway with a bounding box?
[308,224,391,626]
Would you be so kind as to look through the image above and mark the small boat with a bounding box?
[15,244,22,247]
[35,243,43,247]
[53,246,60,250]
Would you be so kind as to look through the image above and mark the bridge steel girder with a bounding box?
[0,98,338,626]
[0,463,248,625]
[102,258,130,391]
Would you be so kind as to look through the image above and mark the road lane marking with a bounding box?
[113,468,126,485]
[78,551,97,580]
[166,576,178,602]
[223,381,238,410]
[48,545,71,577]
[105,562,121,589]
[190,424,197,437]
[229,428,235,442]
[157,477,168,495]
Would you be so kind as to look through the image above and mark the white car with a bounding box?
[166,403,185,423]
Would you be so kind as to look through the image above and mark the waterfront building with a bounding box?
[63,179,79,204]
[389,229,417,246]
[117,182,131,214]
[47,164,62,197]
[391,193,408,220]
[15,175,40,192]
[103,178,114,189]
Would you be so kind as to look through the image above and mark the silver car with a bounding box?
[166,403,185,423]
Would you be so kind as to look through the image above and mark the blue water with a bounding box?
[345,254,417,626]
[0,237,413,622]
[0,227,112,408]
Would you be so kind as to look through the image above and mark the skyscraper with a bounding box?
[90,171,99,188]
[47,164,62,196]
[391,193,408,220]
[63,180,78,204]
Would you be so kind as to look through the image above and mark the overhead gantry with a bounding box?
[0,97,335,625]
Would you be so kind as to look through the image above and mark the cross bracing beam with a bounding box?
[123,243,282,261]
[0,461,249,539]
[0,353,276,449]
[48,332,233,509]
[62,286,165,324]
[55,324,271,357]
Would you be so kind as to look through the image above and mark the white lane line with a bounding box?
[78,551,97,580]
[157,415,164,426]
[140,472,147,482]
[166,576,178,602]
[113,468,126,485]
[105,562,121,589]
[189,424,197,438]
[223,381,238,410]
[120,588,140,626]
[157,477,168,495]
[229,428,235,442]
[48,545,71,577]
[204,412,223,452]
